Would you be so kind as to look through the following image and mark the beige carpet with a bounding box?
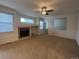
[0,35,79,59]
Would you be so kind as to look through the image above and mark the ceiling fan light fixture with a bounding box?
[41,11,46,15]
[41,7,47,15]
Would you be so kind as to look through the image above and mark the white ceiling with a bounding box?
[0,0,79,17]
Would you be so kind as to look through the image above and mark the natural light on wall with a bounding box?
[0,12,13,32]
[20,18,33,24]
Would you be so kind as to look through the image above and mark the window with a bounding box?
[20,18,33,24]
[40,21,44,29]
[54,18,66,30]
[0,12,13,32]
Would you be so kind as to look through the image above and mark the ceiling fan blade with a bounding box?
[46,10,54,12]
[46,13,49,15]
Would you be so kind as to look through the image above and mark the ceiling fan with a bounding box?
[40,6,54,15]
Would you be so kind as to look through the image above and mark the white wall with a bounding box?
[0,5,39,45]
[76,12,79,45]
[0,5,19,45]
[47,12,77,39]
[0,5,78,45]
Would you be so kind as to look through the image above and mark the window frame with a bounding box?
[54,17,67,30]
[39,20,44,29]
[0,12,14,33]
[20,17,34,24]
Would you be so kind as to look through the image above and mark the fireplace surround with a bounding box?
[18,26,38,39]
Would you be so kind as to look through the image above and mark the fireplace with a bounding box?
[18,27,31,39]
[18,26,38,39]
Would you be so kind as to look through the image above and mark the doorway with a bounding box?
[39,20,48,34]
